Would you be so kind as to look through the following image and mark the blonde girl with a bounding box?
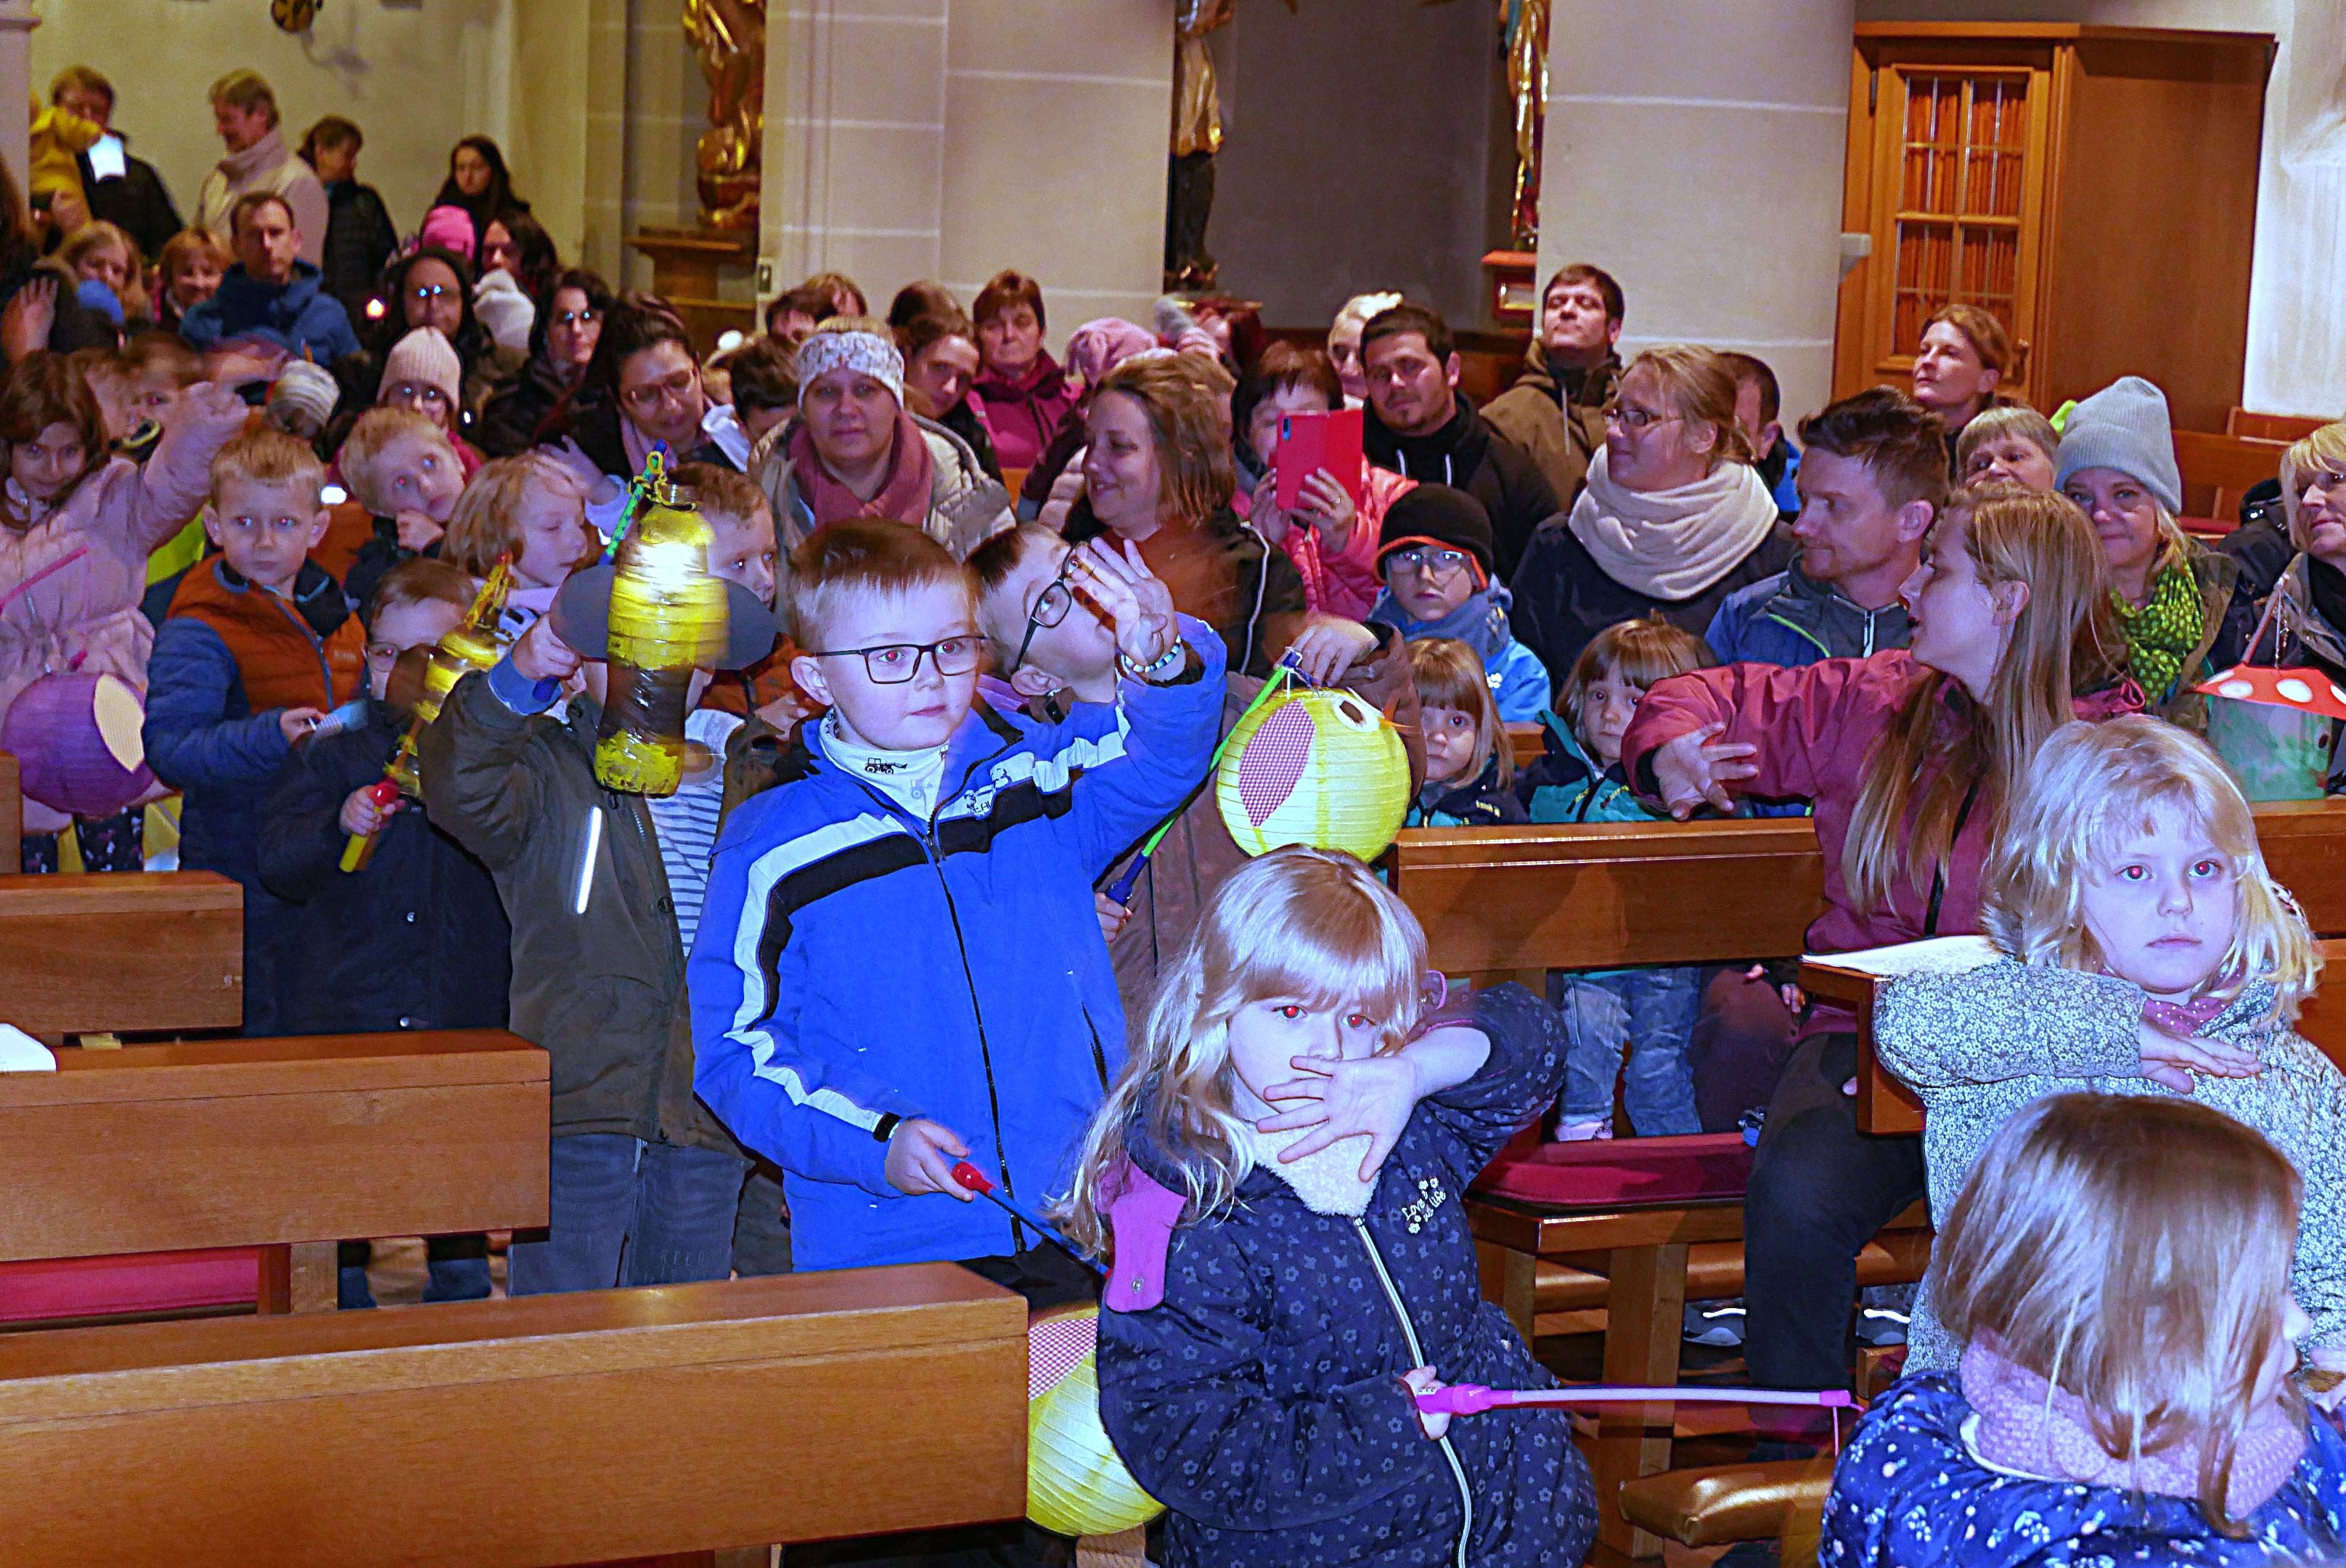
[1623,483,2134,1417]
[1402,637,1520,828]
[1876,715,2346,1381]
[441,452,595,626]
[57,220,147,326]
[1067,846,1595,1568]
[1823,1094,2346,1562]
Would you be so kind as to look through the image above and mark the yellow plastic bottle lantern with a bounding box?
[1027,1306,1162,1538]
[1215,685,1411,859]
[596,489,729,796]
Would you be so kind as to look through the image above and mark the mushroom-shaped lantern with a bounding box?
[2193,665,2346,801]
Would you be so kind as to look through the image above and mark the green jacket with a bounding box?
[420,671,739,1151]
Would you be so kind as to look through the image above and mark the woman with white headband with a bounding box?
[751,317,1011,582]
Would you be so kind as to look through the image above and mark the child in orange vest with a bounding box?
[144,427,364,1035]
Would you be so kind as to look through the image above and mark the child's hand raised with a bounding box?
[511,613,584,685]
[1071,538,1178,670]
[1256,1052,1426,1182]
[1402,1366,1451,1440]
[2137,1018,2264,1093]
[884,1118,976,1200]
[1283,616,1378,684]
[1650,722,1758,819]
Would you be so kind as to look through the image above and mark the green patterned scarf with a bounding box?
[2114,563,2204,698]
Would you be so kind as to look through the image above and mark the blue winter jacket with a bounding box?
[1367,585,1553,722]
[179,261,362,363]
[1704,553,1911,670]
[690,618,1227,1271]
[144,614,308,891]
[1516,709,1663,825]
[1824,1373,2346,1567]
[1406,753,1527,828]
[1096,984,1596,1568]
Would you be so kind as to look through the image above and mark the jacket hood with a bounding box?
[213,260,327,324]
[1757,552,1913,660]
[1419,751,1514,820]
[1513,346,1621,411]
[1363,391,1488,480]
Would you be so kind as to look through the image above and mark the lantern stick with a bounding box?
[1414,1384,1855,1417]
[949,1160,1101,1270]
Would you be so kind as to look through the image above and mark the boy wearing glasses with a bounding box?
[1365,484,1550,720]
[690,518,1225,1295]
[419,541,782,1297]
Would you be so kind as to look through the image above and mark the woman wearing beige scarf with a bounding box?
[1511,344,1791,674]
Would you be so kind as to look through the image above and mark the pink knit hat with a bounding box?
[1065,318,1160,388]
[418,204,475,261]
[380,327,464,412]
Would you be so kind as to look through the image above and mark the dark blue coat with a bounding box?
[1823,1373,2346,1567]
[1096,984,1596,1568]
[256,703,512,1037]
[179,261,361,364]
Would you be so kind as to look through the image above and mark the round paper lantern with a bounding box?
[1216,685,1410,860]
[1,671,156,817]
[1027,1306,1161,1538]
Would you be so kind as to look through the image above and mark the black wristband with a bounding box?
[872,1112,902,1143]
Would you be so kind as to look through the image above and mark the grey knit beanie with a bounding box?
[2053,375,2182,515]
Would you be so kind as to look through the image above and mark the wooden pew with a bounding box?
[0,751,18,873]
[0,1031,549,1317]
[2229,407,2329,444]
[0,870,242,1039]
[0,1266,1026,1566]
[2175,428,2286,528]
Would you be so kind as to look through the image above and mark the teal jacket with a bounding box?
[1515,711,1665,825]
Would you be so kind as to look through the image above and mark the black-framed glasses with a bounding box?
[1385,546,1471,577]
[1603,401,1677,431]
[1006,557,1079,674]
[807,636,985,685]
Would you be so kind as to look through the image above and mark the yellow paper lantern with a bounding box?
[1028,1306,1162,1537]
[1215,685,1411,860]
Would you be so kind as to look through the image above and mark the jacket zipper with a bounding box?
[1352,1216,1473,1568]
[263,587,338,706]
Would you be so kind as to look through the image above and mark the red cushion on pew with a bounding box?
[1473,1127,1754,1207]
[0,1249,261,1323]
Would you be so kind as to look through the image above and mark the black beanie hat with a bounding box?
[1376,483,1495,582]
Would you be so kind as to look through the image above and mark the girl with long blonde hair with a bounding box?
[1825,1094,2346,1561]
[1619,482,2134,1423]
[1872,715,2346,1383]
[1066,846,1596,1568]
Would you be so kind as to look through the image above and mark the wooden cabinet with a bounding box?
[1833,24,2272,433]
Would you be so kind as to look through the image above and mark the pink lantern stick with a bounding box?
[1415,1384,1856,1418]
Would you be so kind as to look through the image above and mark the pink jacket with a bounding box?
[0,383,248,730]
[1240,465,1413,622]
[1621,652,2137,1032]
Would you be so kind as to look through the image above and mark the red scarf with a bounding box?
[788,409,935,531]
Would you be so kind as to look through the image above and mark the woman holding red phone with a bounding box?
[1233,343,1413,621]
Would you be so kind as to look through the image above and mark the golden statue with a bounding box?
[1166,0,1235,291]
[684,0,765,231]
[1500,0,1549,250]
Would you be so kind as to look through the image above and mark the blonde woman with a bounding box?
[1063,846,1596,1568]
[1824,1093,2346,1560]
[2247,419,2346,703]
[1955,404,2059,491]
[1875,715,2346,1377]
[1511,343,1792,677]
[1618,484,2135,1422]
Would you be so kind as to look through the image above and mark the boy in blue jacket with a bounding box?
[1365,483,1550,722]
[690,518,1226,1287]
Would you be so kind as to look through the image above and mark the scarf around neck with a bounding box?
[1368,584,1514,666]
[1568,446,1779,602]
[217,128,290,184]
[1961,1336,2305,1522]
[790,408,936,533]
[2114,562,2204,699]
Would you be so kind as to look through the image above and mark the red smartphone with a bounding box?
[1275,407,1365,512]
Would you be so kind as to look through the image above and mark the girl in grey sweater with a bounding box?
[1876,715,2346,1379]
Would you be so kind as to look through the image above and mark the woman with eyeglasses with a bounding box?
[751,319,1010,593]
[375,324,486,478]
[368,246,515,430]
[1510,343,1794,677]
[2227,421,2346,790]
[478,267,611,458]
[539,293,748,529]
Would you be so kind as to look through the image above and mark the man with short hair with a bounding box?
[1360,301,1561,579]
[1704,386,1946,668]
[52,65,181,259]
[1719,351,1802,522]
[194,70,327,268]
[179,192,359,364]
[1483,263,1623,515]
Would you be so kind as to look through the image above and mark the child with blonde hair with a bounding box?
[337,407,467,614]
[1877,714,2346,1377]
[1520,616,1715,1138]
[1068,846,1595,1568]
[1403,637,1522,826]
[1824,1093,2346,1561]
[440,451,594,632]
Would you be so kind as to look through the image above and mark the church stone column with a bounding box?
[1537,0,1856,425]
[0,0,34,197]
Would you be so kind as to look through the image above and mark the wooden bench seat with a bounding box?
[0,1266,1026,1566]
[1524,1230,1933,1340]
[0,870,242,1038]
[1618,1457,1831,1561]
[0,1030,549,1318]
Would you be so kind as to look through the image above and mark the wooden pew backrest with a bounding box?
[2174,428,2286,528]
[0,870,241,1036]
[0,1030,549,1262]
[0,752,17,874]
[0,1266,1028,1566]
[2228,408,2329,444]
